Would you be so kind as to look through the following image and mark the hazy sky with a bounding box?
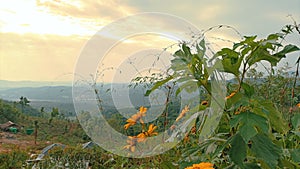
[0,0,299,82]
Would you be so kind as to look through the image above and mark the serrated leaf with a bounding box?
[229,133,247,167]
[247,47,281,67]
[241,82,254,98]
[216,48,242,76]
[230,111,269,143]
[275,44,300,57]
[258,101,289,133]
[251,134,281,169]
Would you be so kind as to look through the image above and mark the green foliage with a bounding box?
[0,149,29,169]
[230,111,269,143]
[229,133,247,167]
[142,22,300,169]
[251,134,281,169]
[0,99,19,123]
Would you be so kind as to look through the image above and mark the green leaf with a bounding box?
[171,58,189,71]
[258,101,289,133]
[182,43,192,58]
[229,133,247,167]
[174,49,185,57]
[267,33,282,41]
[225,92,244,108]
[145,76,173,96]
[247,47,282,67]
[291,113,300,130]
[290,149,300,163]
[199,39,206,50]
[241,82,254,98]
[215,48,242,76]
[274,44,300,57]
[251,134,281,169]
[230,111,269,143]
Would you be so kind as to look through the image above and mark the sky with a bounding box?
[0,0,299,83]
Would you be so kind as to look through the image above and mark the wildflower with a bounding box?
[190,125,197,134]
[123,136,138,152]
[124,106,147,130]
[201,100,208,106]
[184,133,189,143]
[136,124,158,142]
[176,105,190,122]
[185,162,214,169]
[297,103,300,108]
[225,91,236,100]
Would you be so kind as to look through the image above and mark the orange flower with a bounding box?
[226,92,236,100]
[124,121,136,130]
[184,133,189,143]
[201,100,208,106]
[136,124,158,142]
[297,103,300,108]
[190,125,197,134]
[176,105,190,122]
[185,162,214,169]
[124,106,147,130]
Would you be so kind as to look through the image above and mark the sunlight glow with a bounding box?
[0,0,98,36]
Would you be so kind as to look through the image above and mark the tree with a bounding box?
[40,107,45,117]
[19,96,30,114]
[34,120,39,145]
[49,107,59,124]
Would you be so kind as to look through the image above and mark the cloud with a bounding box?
[36,0,137,20]
[1,0,299,82]
[0,33,87,81]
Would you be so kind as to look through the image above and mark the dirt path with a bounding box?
[0,132,38,153]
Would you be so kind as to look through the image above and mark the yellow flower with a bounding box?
[226,92,236,100]
[124,106,147,130]
[176,105,190,122]
[124,121,136,130]
[185,162,214,169]
[136,124,158,142]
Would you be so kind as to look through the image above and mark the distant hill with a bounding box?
[0,80,71,90]
[0,86,73,102]
[0,83,169,117]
